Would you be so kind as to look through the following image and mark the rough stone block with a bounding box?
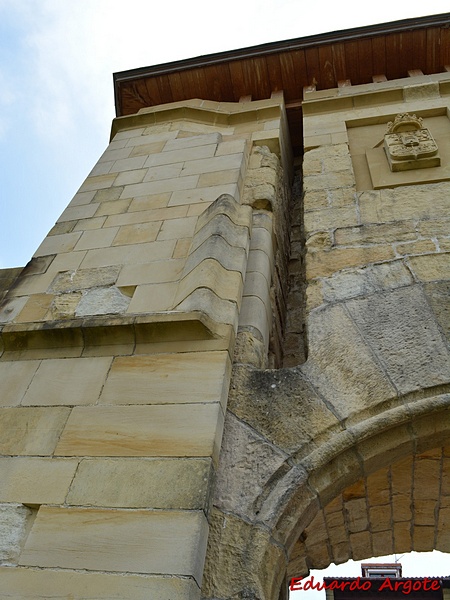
[306,246,395,279]
[50,266,121,292]
[408,253,450,282]
[0,504,33,565]
[75,287,132,316]
[21,357,112,406]
[20,507,208,583]
[302,304,396,422]
[346,286,450,394]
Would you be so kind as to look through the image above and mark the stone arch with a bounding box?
[202,276,450,600]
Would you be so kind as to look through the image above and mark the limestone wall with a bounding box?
[203,74,450,600]
[0,97,289,599]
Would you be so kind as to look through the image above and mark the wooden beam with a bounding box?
[408,69,424,77]
[338,79,351,87]
[239,95,252,102]
[372,74,387,83]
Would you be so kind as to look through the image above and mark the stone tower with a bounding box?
[0,12,450,600]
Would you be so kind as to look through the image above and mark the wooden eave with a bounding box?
[113,12,450,154]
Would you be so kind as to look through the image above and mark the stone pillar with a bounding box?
[0,97,290,599]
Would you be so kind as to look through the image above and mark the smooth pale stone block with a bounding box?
[21,357,112,406]
[126,282,177,312]
[112,221,161,246]
[0,567,201,600]
[55,404,224,459]
[110,155,147,172]
[78,174,117,192]
[116,259,183,286]
[163,132,221,152]
[125,130,177,146]
[106,204,186,226]
[73,227,119,251]
[34,231,82,257]
[181,153,243,176]
[99,351,230,406]
[0,361,40,407]
[20,507,209,584]
[143,163,183,182]
[119,174,199,199]
[98,146,133,163]
[80,240,176,268]
[169,183,239,206]
[0,407,70,455]
[66,457,212,509]
[0,457,78,504]
[143,144,216,167]
[157,216,197,240]
[57,203,100,224]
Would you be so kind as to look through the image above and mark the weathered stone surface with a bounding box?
[20,507,208,583]
[322,260,413,303]
[49,266,121,292]
[0,504,33,566]
[408,253,450,282]
[75,286,131,316]
[0,568,201,600]
[301,304,396,422]
[227,365,339,457]
[335,221,417,246]
[67,457,212,509]
[306,245,395,279]
[214,412,287,519]
[202,508,286,600]
[346,286,450,394]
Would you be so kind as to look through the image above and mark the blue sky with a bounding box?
[1,1,449,269]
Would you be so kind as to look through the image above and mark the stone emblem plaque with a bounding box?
[384,113,440,172]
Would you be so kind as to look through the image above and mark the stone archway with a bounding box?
[201,276,450,600]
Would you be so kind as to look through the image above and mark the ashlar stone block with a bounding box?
[99,351,230,406]
[20,507,208,583]
[21,357,112,406]
[55,403,224,461]
[0,567,201,600]
[0,457,78,504]
[0,407,70,455]
[66,457,212,509]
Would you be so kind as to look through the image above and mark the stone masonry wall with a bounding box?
[203,74,450,600]
[0,97,290,599]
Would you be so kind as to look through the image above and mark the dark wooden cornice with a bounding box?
[113,13,450,154]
